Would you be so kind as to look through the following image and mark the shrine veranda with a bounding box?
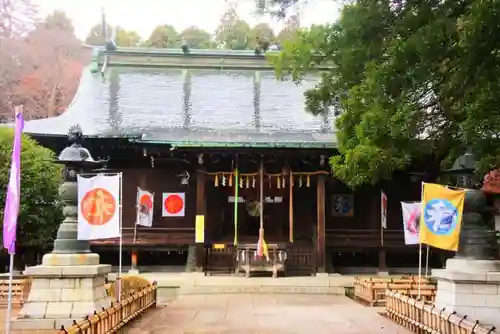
[2,47,452,275]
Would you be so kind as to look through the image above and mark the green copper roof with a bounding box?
[21,48,336,148]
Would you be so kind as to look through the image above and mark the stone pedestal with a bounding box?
[12,253,111,331]
[433,258,500,328]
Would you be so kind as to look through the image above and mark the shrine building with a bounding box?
[19,47,446,275]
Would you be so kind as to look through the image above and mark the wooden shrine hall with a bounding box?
[19,47,446,276]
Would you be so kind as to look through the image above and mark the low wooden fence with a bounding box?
[0,278,31,308]
[354,276,435,306]
[385,291,497,334]
[59,282,157,334]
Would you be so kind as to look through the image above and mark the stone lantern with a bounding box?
[14,125,112,331]
[52,124,105,254]
[433,148,500,328]
[444,148,498,261]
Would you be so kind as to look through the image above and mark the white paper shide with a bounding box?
[77,175,121,240]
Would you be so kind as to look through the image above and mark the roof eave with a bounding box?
[129,138,336,149]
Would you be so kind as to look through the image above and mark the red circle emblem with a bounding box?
[139,194,153,209]
[80,188,116,225]
[164,194,184,214]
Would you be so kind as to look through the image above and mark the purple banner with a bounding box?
[3,107,24,254]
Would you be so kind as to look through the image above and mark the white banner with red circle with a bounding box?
[136,188,154,227]
[162,192,185,217]
[77,175,121,240]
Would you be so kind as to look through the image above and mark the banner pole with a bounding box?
[133,187,139,244]
[418,242,422,299]
[117,173,123,302]
[5,252,14,334]
[425,244,430,277]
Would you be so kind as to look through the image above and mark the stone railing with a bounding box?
[59,282,157,333]
[354,276,435,306]
[385,291,498,333]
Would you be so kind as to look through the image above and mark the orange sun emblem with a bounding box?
[81,188,117,225]
[164,194,184,214]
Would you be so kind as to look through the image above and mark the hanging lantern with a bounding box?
[245,175,250,188]
[306,174,311,187]
[214,174,219,187]
[228,173,233,187]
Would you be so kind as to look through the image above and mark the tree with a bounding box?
[215,6,250,50]
[0,127,63,247]
[84,23,112,45]
[276,14,300,44]
[254,0,300,19]
[115,26,141,47]
[179,26,213,49]
[146,24,179,48]
[0,0,36,38]
[12,28,85,119]
[248,23,275,50]
[272,0,500,188]
[39,10,74,33]
[0,0,37,119]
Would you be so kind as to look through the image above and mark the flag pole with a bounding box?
[5,252,14,334]
[425,244,430,277]
[4,106,24,334]
[418,242,422,299]
[117,172,123,302]
[133,187,139,244]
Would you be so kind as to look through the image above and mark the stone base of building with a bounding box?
[433,258,500,328]
[12,253,111,330]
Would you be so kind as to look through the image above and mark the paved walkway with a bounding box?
[127,294,412,334]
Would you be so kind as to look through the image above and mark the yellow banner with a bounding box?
[420,183,465,251]
[195,215,204,243]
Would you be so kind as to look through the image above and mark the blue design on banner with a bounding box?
[423,199,458,236]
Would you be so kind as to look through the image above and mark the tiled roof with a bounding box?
[20,50,336,148]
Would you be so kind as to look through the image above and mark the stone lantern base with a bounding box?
[12,253,111,331]
[433,258,500,328]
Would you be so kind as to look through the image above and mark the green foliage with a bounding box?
[0,128,62,247]
[215,7,251,50]
[248,23,276,50]
[146,24,179,48]
[272,0,500,188]
[179,26,214,49]
[84,23,113,45]
[40,10,74,33]
[115,26,142,47]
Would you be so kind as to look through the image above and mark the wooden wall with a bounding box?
[121,168,196,230]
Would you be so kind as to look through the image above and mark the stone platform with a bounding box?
[12,253,111,331]
[434,258,500,328]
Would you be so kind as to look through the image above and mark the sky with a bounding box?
[33,0,340,40]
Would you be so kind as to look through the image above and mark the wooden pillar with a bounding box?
[377,188,387,272]
[317,175,326,273]
[195,170,206,271]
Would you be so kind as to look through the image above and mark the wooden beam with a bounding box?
[317,175,326,273]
